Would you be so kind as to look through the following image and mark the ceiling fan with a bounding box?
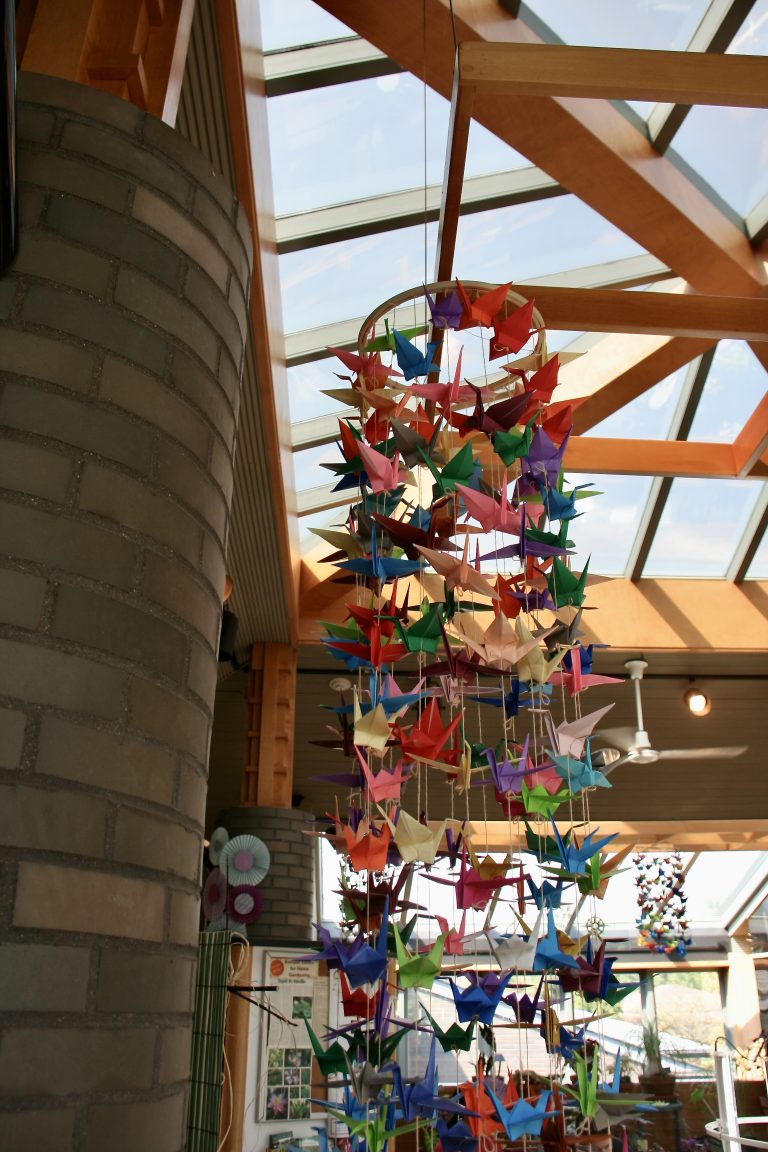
[594,659,748,773]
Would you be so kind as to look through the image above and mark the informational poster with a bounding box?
[258,951,329,1123]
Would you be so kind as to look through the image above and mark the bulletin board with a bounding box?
[257,950,330,1123]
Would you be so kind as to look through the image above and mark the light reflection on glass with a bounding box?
[266,75,450,216]
[644,478,763,576]
[688,341,768,443]
[454,196,645,283]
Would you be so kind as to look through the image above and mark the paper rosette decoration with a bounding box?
[219,833,270,886]
[202,867,227,922]
[227,884,265,925]
[208,825,230,865]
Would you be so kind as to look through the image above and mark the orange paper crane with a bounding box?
[456,280,513,328]
[343,817,393,872]
[416,533,501,600]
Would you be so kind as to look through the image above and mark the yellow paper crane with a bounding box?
[514,617,565,683]
[384,808,446,866]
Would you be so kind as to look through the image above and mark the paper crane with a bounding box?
[392,923,446,989]
[434,1118,478,1152]
[514,617,565,683]
[544,704,615,760]
[484,1084,555,1140]
[550,645,622,695]
[426,286,463,328]
[391,1037,475,1120]
[336,898,390,989]
[386,809,446,866]
[449,970,514,1024]
[531,910,581,971]
[422,1008,476,1053]
[548,743,611,794]
[343,817,393,872]
[305,1021,349,1077]
[393,329,439,380]
[503,974,546,1024]
[490,297,537,359]
[416,534,500,601]
[485,905,545,970]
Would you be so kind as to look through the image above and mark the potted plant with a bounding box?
[639,1018,676,1099]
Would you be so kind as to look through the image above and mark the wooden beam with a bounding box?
[213,0,300,636]
[556,334,714,433]
[243,643,297,809]
[434,50,474,282]
[298,562,768,654]
[733,391,768,477]
[481,435,738,478]
[316,0,764,295]
[513,284,768,341]
[462,819,768,852]
[459,41,768,107]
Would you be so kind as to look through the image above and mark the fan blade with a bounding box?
[656,746,748,761]
[597,726,640,754]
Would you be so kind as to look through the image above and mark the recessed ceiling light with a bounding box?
[684,685,711,717]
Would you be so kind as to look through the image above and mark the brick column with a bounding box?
[215,807,315,943]
[0,74,251,1151]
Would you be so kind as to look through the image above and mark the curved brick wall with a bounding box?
[0,74,251,1150]
[217,807,315,943]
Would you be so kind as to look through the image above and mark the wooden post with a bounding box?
[242,643,298,809]
[219,941,251,1152]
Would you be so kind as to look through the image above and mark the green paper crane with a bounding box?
[396,601,445,654]
[522,780,572,819]
[421,441,476,497]
[493,414,538,466]
[421,1008,476,1053]
[365,319,424,354]
[576,845,633,898]
[326,1106,420,1152]
[305,1022,350,1077]
[343,1024,411,1066]
[571,1047,599,1120]
[393,924,446,990]
[546,557,590,608]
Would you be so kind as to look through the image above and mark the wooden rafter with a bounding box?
[733,392,768,477]
[512,285,768,342]
[459,41,768,106]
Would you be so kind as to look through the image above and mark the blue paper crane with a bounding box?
[337,897,390,989]
[483,1085,556,1140]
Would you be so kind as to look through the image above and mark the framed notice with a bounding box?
[257,951,329,1122]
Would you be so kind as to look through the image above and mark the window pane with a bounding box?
[688,342,768,443]
[454,196,646,283]
[279,222,437,332]
[256,0,352,50]
[266,75,450,215]
[568,474,653,576]
[668,0,768,215]
[643,478,764,576]
[524,0,710,50]
[588,364,689,439]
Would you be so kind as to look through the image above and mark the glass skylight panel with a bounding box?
[523,0,709,51]
[643,478,765,576]
[257,0,353,51]
[279,222,437,332]
[586,364,689,440]
[266,75,450,216]
[286,359,351,424]
[464,118,529,178]
[292,442,336,492]
[453,196,646,284]
[668,0,768,216]
[567,474,653,577]
[687,341,768,443]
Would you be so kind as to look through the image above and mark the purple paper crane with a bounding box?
[484,735,532,793]
[519,427,570,493]
[503,974,547,1024]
